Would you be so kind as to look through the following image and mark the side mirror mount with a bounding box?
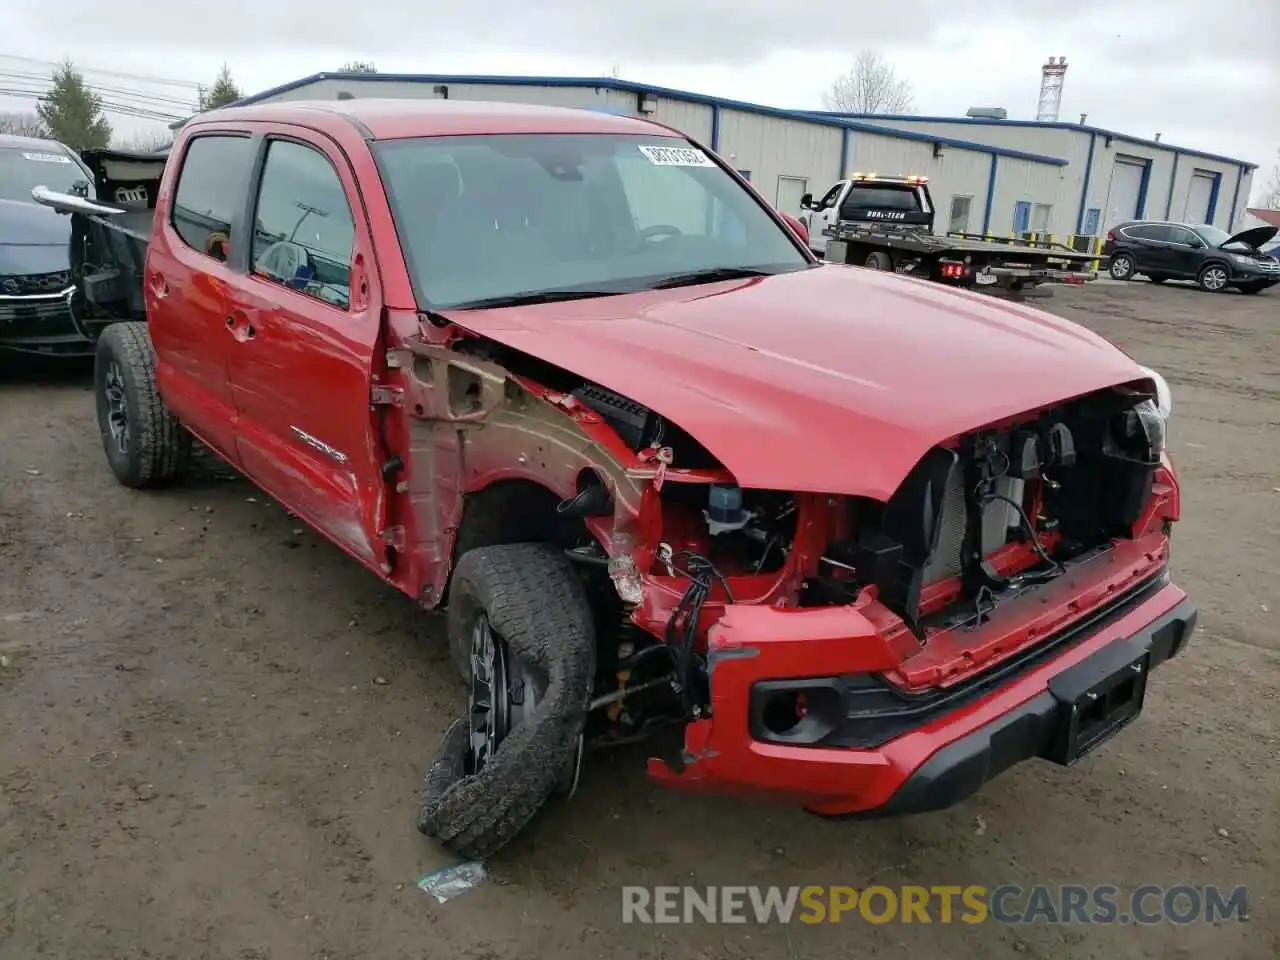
[799,193,814,210]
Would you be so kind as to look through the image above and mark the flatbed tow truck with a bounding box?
[799,173,1097,300]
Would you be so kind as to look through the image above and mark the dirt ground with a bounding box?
[1,279,1277,960]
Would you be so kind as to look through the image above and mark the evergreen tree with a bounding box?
[198,65,242,111]
[36,61,112,151]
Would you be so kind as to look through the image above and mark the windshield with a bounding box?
[0,145,91,203]
[373,133,811,309]
[1192,225,1231,247]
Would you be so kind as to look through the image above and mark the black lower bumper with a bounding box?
[828,595,1198,820]
[0,294,93,356]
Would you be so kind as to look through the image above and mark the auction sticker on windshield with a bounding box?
[21,152,72,163]
[637,145,715,167]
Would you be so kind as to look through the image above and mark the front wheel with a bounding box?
[94,322,190,488]
[1197,263,1230,293]
[1108,252,1135,280]
[418,543,595,859]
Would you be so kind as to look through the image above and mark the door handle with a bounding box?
[225,314,256,342]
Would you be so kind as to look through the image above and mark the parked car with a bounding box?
[35,98,1194,860]
[0,134,99,356]
[1103,219,1279,293]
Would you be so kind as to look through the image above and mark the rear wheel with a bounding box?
[1108,252,1135,280]
[94,322,190,488]
[864,251,893,271]
[1197,263,1230,293]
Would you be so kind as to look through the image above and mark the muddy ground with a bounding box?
[1,279,1277,959]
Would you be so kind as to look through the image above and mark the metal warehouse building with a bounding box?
[212,72,1258,245]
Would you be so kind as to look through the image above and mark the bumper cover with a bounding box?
[0,287,93,356]
[648,554,1196,817]
[833,592,1196,818]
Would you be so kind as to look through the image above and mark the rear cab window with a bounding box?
[249,139,355,309]
[171,135,255,262]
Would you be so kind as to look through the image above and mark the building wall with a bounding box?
[247,78,1251,238]
[713,108,844,211]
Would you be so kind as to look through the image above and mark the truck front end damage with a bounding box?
[402,324,1194,830]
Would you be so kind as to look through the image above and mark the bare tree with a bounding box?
[823,51,915,115]
[1265,148,1280,210]
[0,111,50,138]
[113,129,172,153]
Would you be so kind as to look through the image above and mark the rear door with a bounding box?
[221,129,389,572]
[146,131,257,461]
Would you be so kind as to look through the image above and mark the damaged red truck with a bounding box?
[37,99,1196,858]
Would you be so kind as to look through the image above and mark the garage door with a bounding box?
[1184,171,1215,224]
[1102,158,1146,233]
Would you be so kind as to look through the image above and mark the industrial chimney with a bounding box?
[1037,56,1068,122]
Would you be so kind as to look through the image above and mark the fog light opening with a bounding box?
[762,691,808,736]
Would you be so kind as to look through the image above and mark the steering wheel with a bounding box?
[636,224,683,246]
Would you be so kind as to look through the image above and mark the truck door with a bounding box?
[222,131,389,574]
[802,181,847,256]
[146,132,257,463]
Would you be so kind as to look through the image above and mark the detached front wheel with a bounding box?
[94,322,190,488]
[418,543,595,860]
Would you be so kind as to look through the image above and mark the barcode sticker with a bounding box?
[22,152,72,164]
[637,145,715,167]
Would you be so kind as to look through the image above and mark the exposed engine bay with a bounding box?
[532,371,1170,747]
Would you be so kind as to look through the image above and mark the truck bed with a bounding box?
[829,222,1097,264]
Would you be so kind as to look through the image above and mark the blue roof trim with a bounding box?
[813,111,1257,170]
[224,72,1065,165]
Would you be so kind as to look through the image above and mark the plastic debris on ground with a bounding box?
[416,861,487,903]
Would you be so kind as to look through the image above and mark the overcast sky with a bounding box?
[3,0,1277,201]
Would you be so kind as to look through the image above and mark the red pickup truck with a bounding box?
[36,98,1195,860]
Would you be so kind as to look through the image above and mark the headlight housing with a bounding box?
[1138,365,1172,420]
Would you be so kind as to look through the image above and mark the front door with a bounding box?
[146,131,258,462]
[802,181,844,256]
[223,131,388,573]
[1165,225,1207,278]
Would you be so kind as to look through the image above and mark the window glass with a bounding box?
[818,184,843,208]
[948,196,972,234]
[0,145,93,202]
[843,186,919,210]
[373,133,809,310]
[250,139,355,309]
[171,135,253,262]
[1169,226,1199,245]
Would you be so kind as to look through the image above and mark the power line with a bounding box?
[0,52,201,90]
[0,70,197,110]
[0,87,185,123]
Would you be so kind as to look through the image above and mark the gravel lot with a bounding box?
[1,280,1276,959]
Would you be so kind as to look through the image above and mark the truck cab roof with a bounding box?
[193,97,674,140]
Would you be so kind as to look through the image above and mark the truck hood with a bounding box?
[0,198,70,276]
[441,265,1147,500]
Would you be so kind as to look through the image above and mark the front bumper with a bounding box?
[647,551,1196,817]
[0,286,93,356]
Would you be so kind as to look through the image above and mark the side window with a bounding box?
[948,195,973,234]
[171,135,255,262]
[250,139,355,310]
[818,184,843,209]
[1169,227,1198,246]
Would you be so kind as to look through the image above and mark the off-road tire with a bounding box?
[418,543,596,860]
[864,251,894,271]
[94,322,190,488]
[1108,253,1135,280]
